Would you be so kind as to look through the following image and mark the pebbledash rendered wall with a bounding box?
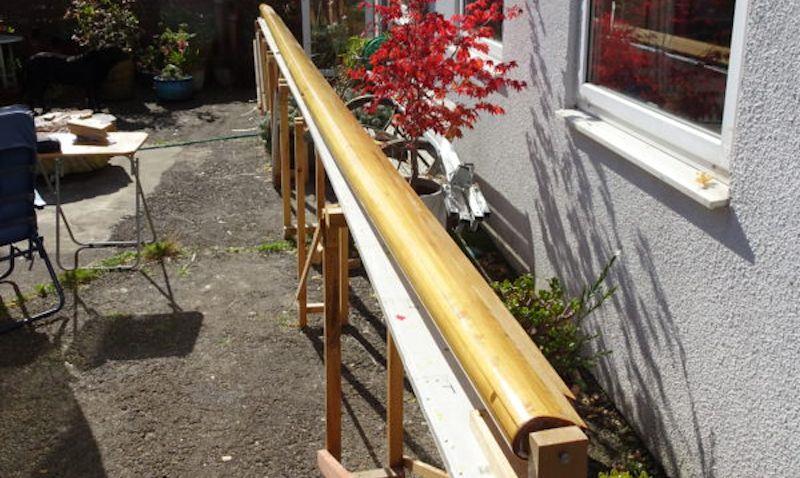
[448,0,800,476]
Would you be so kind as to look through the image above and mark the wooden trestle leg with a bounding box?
[324,205,346,459]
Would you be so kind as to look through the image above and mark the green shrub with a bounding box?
[493,255,617,380]
[66,0,140,51]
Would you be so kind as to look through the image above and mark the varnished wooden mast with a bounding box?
[259,4,584,457]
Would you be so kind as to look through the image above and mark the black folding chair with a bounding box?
[0,105,64,333]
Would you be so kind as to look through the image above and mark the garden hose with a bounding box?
[139,132,260,151]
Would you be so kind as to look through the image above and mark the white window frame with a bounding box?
[576,0,750,176]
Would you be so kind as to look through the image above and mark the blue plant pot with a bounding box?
[153,76,194,101]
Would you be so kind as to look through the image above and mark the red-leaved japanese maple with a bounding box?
[349,0,527,182]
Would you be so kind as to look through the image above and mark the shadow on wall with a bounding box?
[515,1,757,476]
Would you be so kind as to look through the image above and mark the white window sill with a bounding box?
[558,109,730,209]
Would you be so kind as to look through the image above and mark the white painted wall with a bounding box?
[447,0,800,476]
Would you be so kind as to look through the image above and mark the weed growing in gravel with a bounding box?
[177,263,191,278]
[60,268,103,290]
[143,240,183,261]
[99,251,138,268]
[226,240,295,255]
[255,240,294,254]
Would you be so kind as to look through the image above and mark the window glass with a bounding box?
[588,0,735,133]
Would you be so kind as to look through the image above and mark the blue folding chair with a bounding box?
[0,105,64,333]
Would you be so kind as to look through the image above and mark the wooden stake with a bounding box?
[387,333,404,468]
[278,80,293,239]
[265,51,275,113]
[528,427,588,478]
[315,147,326,224]
[296,224,321,302]
[260,36,270,111]
[253,35,263,112]
[338,225,349,325]
[295,117,308,325]
[324,205,345,460]
[313,148,326,265]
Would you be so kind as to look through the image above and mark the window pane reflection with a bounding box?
[588,0,735,133]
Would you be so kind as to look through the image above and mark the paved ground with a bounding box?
[0,89,439,477]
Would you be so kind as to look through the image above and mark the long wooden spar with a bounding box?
[259,4,584,456]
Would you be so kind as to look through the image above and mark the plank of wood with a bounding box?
[258,9,583,458]
[387,333,404,468]
[323,206,343,459]
[402,457,448,478]
[318,449,354,478]
[338,226,349,325]
[528,427,588,478]
[469,410,524,478]
[632,27,730,64]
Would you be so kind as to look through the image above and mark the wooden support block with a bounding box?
[338,225,349,325]
[402,457,448,478]
[323,210,343,459]
[325,205,346,229]
[528,427,588,478]
[295,117,308,326]
[318,449,354,478]
[387,333,404,468]
[279,80,293,239]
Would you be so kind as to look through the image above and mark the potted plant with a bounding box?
[65,0,140,100]
[152,24,196,102]
[348,0,525,222]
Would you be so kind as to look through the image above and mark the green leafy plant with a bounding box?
[493,255,617,380]
[0,19,15,34]
[65,0,140,51]
[150,24,198,80]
